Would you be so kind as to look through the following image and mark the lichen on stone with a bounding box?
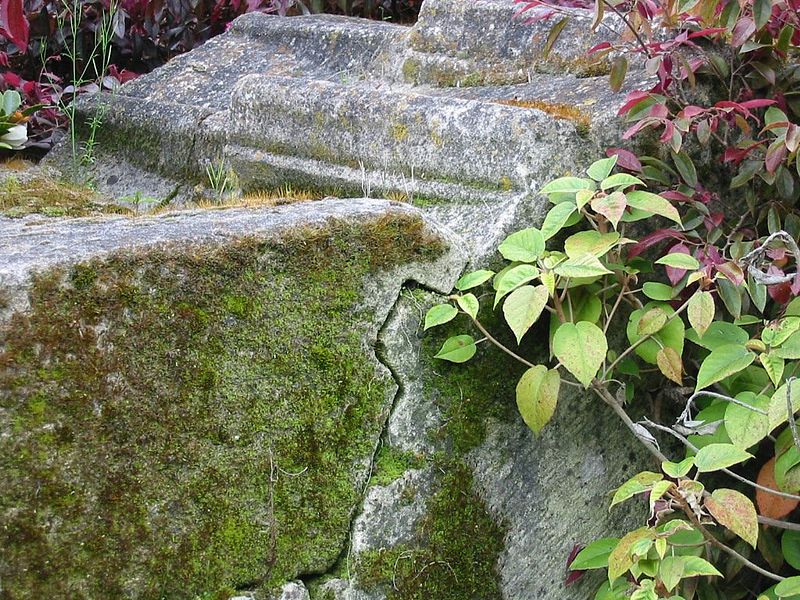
[0,213,445,599]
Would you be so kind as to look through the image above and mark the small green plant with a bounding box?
[58,0,119,175]
[205,160,233,202]
[426,155,800,598]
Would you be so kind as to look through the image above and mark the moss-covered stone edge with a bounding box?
[0,212,445,600]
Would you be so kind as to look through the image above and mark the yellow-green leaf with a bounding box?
[656,346,683,385]
[695,443,753,472]
[455,269,494,291]
[493,264,540,308]
[553,253,613,279]
[456,293,479,320]
[608,527,654,581]
[725,392,769,449]
[655,253,700,270]
[705,488,758,547]
[564,231,620,258]
[434,335,477,363]
[688,290,714,338]
[610,471,663,508]
[503,285,549,344]
[695,344,755,391]
[553,321,607,387]
[498,228,545,262]
[424,304,458,330]
[516,365,560,433]
[638,307,668,336]
[626,190,682,224]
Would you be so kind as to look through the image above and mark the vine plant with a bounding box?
[426,156,800,599]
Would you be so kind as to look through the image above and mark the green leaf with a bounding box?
[591,191,627,229]
[685,322,749,351]
[760,352,785,387]
[688,291,715,338]
[539,177,595,195]
[600,173,645,191]
[455,269,494,291]
[610,471,664,508]
[503,285,549,344]
[434,335,477,363]
[587,156,618,181]
[637,307,668,336]
[516,365,560,433]
[498,228,545,262]
[775,446,800,493]
[543,16,569,57]
[649,479,673,514]
[671,151,698,187]
[626,303,685,365]
[725,392,769,449]
[541,202,577,241]
[680,555,723,578]
[662,457,695,478]
[456,293,479,320]
[493,264,540,308]
[609,55,628,92]
[658,556,684,593]
[553,253,613,279]
[775,576,800,597]
[704,488,758,547]
[571,537,620,570]
[656,253,700,270]
[763,317,800,347]
[564,231,620,258]
[642,282,675,301]
[773,331,800,359]
[717,278,742,320]
[695,344,755,391]
[768,381,800,431]
[553,321,607,387]
[424,304,458,330]
[694,443,753,472]
[782,530,800,570]
[625,190,682,224]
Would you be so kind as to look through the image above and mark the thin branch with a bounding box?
[640,419,800,502]
[469,317,536,369]
[602,0,652,58]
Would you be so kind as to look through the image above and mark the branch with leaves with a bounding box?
[425,157,800,599]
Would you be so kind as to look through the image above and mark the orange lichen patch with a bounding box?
[496,99,592,131]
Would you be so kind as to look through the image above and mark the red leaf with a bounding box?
[687,27,727,38]
[565,543,586,586]
[703,212,725,230]
[680,105,707,118]
[666,243,691,285]
[628,229,688,258]
[617,90,651,116]
[607,147,642,171]
[0,0,29,51]
[731,17,756,47]
[661,190,692,202]
[588,41,613,54]
[739,99,778,109]
[765,139,788,174]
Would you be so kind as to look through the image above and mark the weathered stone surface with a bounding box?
[0,199,465,599]
[44,4,637,208]
[404,0,620,85]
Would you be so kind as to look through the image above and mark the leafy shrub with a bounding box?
[428,154,800,598]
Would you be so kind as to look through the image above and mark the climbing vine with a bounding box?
[427,155,800,599]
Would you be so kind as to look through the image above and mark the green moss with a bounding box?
[0,176,130,218]
[356,465,505,600]
[0,214,445,599]
[369,444,425,487]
